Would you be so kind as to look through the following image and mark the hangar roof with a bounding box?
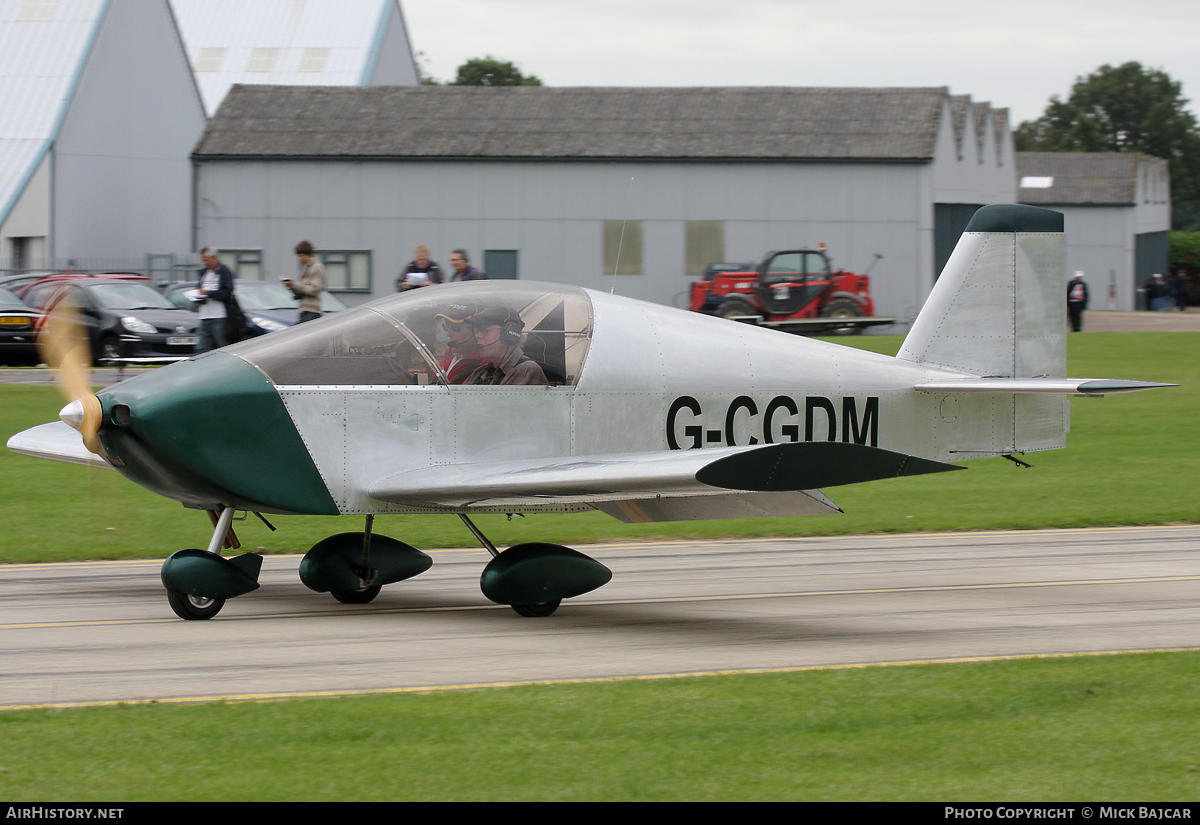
[1017,152,1157,206]
[0,0,109,224]
[193,85,950,162]
[170,0,419,115]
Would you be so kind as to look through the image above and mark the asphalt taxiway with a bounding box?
[1,525,1197,708]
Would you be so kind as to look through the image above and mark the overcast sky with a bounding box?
[402,0,1200,126]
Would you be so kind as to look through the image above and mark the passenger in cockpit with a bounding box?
[466,306,548,386]
[435,299,487,384]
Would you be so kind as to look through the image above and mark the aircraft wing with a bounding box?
[914,378,1176,395]
[369,441,963,510]
[7,421,112,469]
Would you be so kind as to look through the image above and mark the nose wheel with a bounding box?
[511,599,561,618]
[331,584,383,604]
[166,589,226,620]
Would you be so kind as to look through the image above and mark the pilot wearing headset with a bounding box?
[465,306,548,386]
[435,298,487,384]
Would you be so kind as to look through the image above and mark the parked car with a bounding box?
[9,272,151,300]
[0,286,43,365]
[0,272,56,292]
[163,279,348,336]
[23,278,198,364]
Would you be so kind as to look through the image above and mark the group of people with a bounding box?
[1141,271,1190,312]
[192,241,326,353]
[1069,269,1193,332]
[396,245,487,290]
[434,297,546,386]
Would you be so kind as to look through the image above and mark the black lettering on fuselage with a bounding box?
[667,395,879,450]
[666,396,702,450]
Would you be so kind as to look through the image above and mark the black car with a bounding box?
[23,279,198,364]
[163,279,348,337]
[0,286,43,365]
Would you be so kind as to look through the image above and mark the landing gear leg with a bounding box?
[164,506,235,621]
[330,515,382,604]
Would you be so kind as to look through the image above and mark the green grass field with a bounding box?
[1,332,1194,563]
[1,651,1198,800]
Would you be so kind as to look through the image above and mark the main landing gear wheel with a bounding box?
[331,584,382,604]
[511,599,562,618]
[166,589,226,620]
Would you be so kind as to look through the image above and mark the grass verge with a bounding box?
[1,651,1198,800]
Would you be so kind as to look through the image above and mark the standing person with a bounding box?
[1151,273,1170,311]
[284,241,325,323]
[396,245,443,291]
[1172,269,1190,311]
[466,306,548,386]
[449,249,487,282]
[194,247,235,353]
[1067,270,1088,332]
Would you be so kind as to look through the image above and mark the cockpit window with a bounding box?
[225,282,594,387]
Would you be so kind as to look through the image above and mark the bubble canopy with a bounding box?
[224,282,594,387]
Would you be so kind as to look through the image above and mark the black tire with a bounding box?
[818,297,864,335]
[166,589,225,620]
[331,584,382,604]
[511,599,562,618]
[716,297,757,320]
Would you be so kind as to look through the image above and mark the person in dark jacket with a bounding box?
[449,249,487,281]
[396,245,443,291]
[1172,269,1190,311]
[195,247,236,353]
[1067,270,1088,332]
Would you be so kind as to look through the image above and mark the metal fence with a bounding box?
[0,254,202,286]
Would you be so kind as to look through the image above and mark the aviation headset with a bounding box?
[470,306,525,346]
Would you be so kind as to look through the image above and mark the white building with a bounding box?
[170,0,420,116]
[192,85,1017,325]
[1017,152,1171,310]
[0,0,206,272]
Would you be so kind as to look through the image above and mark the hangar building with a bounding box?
[1016,151,1171,311]
[192,84,1017,325]
[0,0,206,272]
[170,0,420,115]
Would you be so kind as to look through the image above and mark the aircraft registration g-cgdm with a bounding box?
[7,205,1174,620]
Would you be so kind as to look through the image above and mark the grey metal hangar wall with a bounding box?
[192,86,1016,323]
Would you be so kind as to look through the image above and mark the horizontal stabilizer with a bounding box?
[7,421,112,469]
[914,378,1177,395]
[369,442,961,510]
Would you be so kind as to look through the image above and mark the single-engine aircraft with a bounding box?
[8,205,1174,620]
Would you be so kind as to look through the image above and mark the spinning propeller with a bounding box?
[38,297,106,457]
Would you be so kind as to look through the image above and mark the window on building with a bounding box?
[319,250,371,292]
[603,220,642,275]
[246,48,278,72]
[298,48,330,72]
[685,221,724,277]
[195,48,226,72]
[218,250,262,280]
[484,250,518,280]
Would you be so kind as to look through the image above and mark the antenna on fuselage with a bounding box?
[611,176,634,295]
